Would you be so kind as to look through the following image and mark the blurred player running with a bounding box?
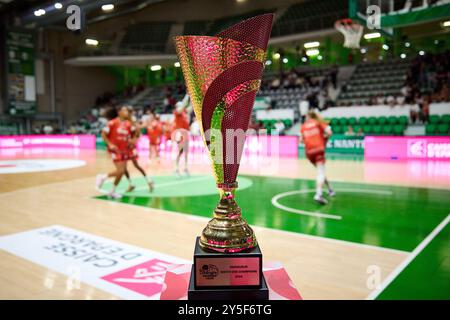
[163,119,173,144]
[300,110,335,205]
[172,95,191,177]
[147,111,163,162]
[95,105,133,199]
[123,106,154,192]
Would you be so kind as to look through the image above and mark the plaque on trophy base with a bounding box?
[188,237,268,300]
[193,236,262,288]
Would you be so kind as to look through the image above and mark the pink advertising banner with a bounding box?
[364,136,450,161]
[137,135,299,158]
[0,135,96,149]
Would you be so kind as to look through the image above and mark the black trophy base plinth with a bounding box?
[188,237,268,300]
[188,265,269,300]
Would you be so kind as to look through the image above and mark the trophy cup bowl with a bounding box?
[174,13,273,254]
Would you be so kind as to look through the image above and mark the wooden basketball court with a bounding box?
[0,148,449,299]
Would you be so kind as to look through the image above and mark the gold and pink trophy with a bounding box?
[174,13,273,299]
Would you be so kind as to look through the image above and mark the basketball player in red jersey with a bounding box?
[147,111,163,161]
[172,98,191,177]
[300,110,335,204]
[123,106,154,192]
[96,105,133,199]
[163,119,173,143]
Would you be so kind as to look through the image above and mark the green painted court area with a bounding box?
[96,174,450,299]
[377,218,450,300]
[97,174,449,252]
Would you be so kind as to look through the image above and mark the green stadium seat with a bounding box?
[437,124,449,135]
[353,125,361,133]
[378,116,387,125]
[348,117,357,125]
[387,116,397,125]
[368,117,377,125]
[398,116,408,125]
[429,115,440,124]
[330,118,339,126]
[382,125,394,135]
[284,119,292,127]
[332,125,343,134]
[393,125,405,136]
[363,125,372,134]
[264,120,274,130]
[372,125,382,135]
[425,124,436,135]
[442,115,450,124]
[339,118,348,126]
[359,117,368,125]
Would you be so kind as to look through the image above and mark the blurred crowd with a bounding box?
[342,51,449,124]
[261,66,339,111]
[407,51,449,103]
[30,52,449,135]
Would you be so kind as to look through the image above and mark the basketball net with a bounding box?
[335,19,363,49]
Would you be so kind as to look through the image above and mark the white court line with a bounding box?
[133,175,209,191]
[366,214,450,300]
[271,188,394,220]
[96,175,210,195]
[272,189,342,220]
[93,195,409,255]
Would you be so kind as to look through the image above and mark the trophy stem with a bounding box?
[199,186,257,253]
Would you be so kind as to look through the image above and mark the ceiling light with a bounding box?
[34,9,46,16]
[305,49,319,56]
[174,62,180,67]
[54,3,63,9]
[85,39,99,46]
[101,4,114,11]
[304,41,320,49]
[150,65,162,71]
[364,32,381,40]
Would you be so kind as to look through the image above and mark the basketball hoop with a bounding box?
[335,18,364,49]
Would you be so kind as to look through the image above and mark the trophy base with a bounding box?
[188,265,269,300]
[193,236,263,288]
